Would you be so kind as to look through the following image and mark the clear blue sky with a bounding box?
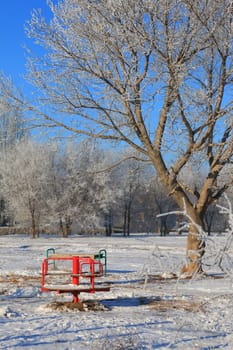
[0,1,52,87]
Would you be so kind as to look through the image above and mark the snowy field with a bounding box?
[1,233,233,349]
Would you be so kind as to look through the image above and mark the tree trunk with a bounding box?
[59,217,64,237]
[31,211,36,239]
[160,174,206,275]
[181,215,205,276]
[123,201,132,237]
[105,210,112,236]
[123,204,127,236]
[126,203,131,236]
[159,216,168,236]
[123,203,130,236]
[64,215,72,237]
[58,215,72,238]
[35,213,40,238]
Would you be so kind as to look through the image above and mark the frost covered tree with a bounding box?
[1,0,233,274]
[0,140,53,238]
[112,155,147,236]
[0,109,25,152]
[0,139,116,237]
[48,140,114,236]
[0,86,26,151]
[146,177,177,236]
[0,93,27,226]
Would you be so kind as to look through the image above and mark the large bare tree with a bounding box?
[0,0,233,274]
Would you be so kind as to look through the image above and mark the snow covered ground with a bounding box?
[0,233,233,349]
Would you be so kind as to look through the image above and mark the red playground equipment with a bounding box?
[41,253,110,302]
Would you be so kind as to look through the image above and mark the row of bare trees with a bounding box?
[0,139,110,237]
[0,138,228,238]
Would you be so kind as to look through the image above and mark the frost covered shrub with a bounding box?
[156,196,233,277]
[202,197,233,275]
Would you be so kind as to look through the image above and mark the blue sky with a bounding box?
[0,1,52,87]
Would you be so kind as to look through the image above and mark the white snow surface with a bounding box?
[0,233,233,349]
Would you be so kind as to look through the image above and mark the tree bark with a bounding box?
[182,222,205,276]
[123,203,131,236]
[31,211,36,239]
[59,215,72,238]
[105,210,112,236]
[176,202,206,276]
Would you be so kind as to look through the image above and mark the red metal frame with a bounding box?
[41,255,109,302]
